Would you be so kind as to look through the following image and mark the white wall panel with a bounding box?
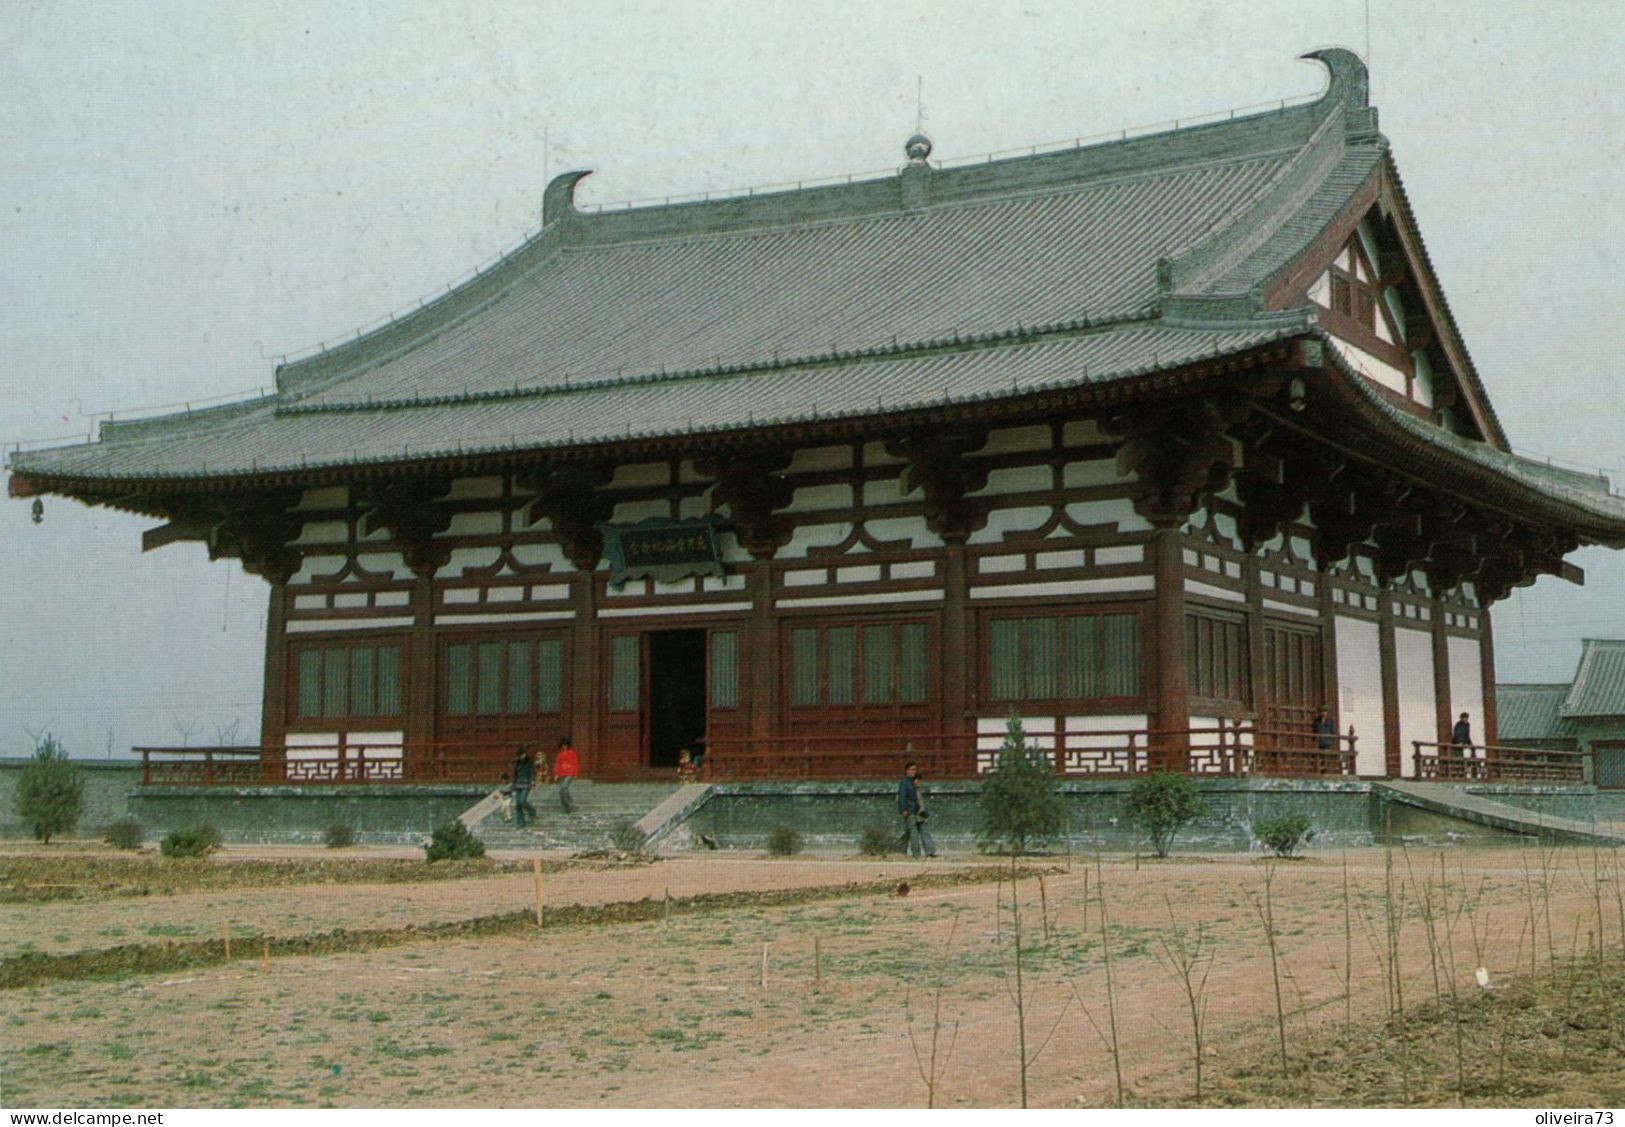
[1395,626,1437,778]
[1335,616,1386,776]
[1447,636,1485,740]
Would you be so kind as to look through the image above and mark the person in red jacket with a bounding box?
[551,735,580,813]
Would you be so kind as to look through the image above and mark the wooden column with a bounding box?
[748,559,777,742]
[1318,575,1340,726]
[1431,594,1453,745]
[1378,590,1402,777]
[405,568,438,753]
[941,544,970,751]
[1479,609,1499,747]
[568,569,600,767]
[258,577,289,780]
[1152,526,1190,770]
[1245,554,1269,729]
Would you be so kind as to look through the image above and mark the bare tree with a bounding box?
[906,914,963,1109]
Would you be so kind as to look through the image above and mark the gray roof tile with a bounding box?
[1563,639,1625,718]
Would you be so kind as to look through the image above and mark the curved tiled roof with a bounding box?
[1495,684,1574,742]
[6,47,1621,552]
[1563,639,1625,719]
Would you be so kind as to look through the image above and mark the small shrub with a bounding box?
[977,714,1066,854]
[859,825,897,857]
[323,823,357,849]
[160,825,223,859]
[424,821,486,862]
[610,821,647,853]
[14,735,86,844]
[103,819,144,850]
[1253,813,1314,858]
[766,825,803,856]
[1125,771,1204,858]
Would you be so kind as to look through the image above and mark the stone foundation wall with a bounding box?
[128,785,489,845]
[694,778,1379,853]
[0,759,142,839]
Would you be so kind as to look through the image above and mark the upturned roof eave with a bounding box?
[1304,334,1625,544]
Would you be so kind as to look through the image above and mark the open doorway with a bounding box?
[647,629,706,769]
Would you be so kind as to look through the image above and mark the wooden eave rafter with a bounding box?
[1260,353,1620,555]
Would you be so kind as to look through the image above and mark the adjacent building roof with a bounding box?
[1495,684,1575,742]
[1563,639,1625,719]
[9,48,1625,546]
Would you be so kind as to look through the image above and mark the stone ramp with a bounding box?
[471,781,684,852]
[1375,781,1625,845]
[634,783,714,849]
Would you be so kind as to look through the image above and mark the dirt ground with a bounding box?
[4,845,1623,1108]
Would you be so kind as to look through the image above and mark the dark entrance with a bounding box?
[648,629,707,769]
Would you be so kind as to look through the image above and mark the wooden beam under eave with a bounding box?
[141,519,212,552]
[6,473,44,498]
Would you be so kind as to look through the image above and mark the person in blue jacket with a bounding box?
[896,761,937,858]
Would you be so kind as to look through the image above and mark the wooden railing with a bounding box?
[704,724,1358,781]
[137,741,532,786]
[1411,741,1589,784]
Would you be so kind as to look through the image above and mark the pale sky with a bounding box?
[3,1,1622,758]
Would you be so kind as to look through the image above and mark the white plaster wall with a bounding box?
[1330,337,1408,397]
[1335,616,1387,776]
[1395,626,1437,778]
[1066,497,1152,533]
[610,462,670,488]
[1447,636,1485,740]
[440,546,501,579]
[787,483,852,513]
[446,510,504,536]
[1062,458,1124,488]
[967,505,1051,545]
[777,522,853,560]
[610,498,671,523]
[974,465,1051,496]
[445,476,503,500]
[980,424,1052,454]
[788,445,853,472]
[865,515,943,549]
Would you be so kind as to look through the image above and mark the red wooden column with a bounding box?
[1151,526,1190,771]
[940,543,970,756]
[1479,609,1499,747]
[1245,552,1269,731]
[1378,590,1402,777]
[568,568,600,768]
[405,567,438,756]
[748,558,778,743]
[1317,573,1340,725]
[258,576,289,781]
[1431,593,1453,746]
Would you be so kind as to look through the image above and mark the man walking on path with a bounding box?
[552,736,580,813]
[511,746,538,829]
[896,761,937,858]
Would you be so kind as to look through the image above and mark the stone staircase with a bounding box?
[471,781,684,852]
[1375,780,1625,845]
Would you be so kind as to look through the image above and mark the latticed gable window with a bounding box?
[444,636,566,717]
[788,620,930,708]
[296,643,402,719]
[987,611,1140,702]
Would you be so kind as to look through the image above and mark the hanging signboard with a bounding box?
[600,515,726,586]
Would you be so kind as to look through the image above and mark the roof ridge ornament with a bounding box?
[1302,47,1379,140]
[543,169,593,227]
